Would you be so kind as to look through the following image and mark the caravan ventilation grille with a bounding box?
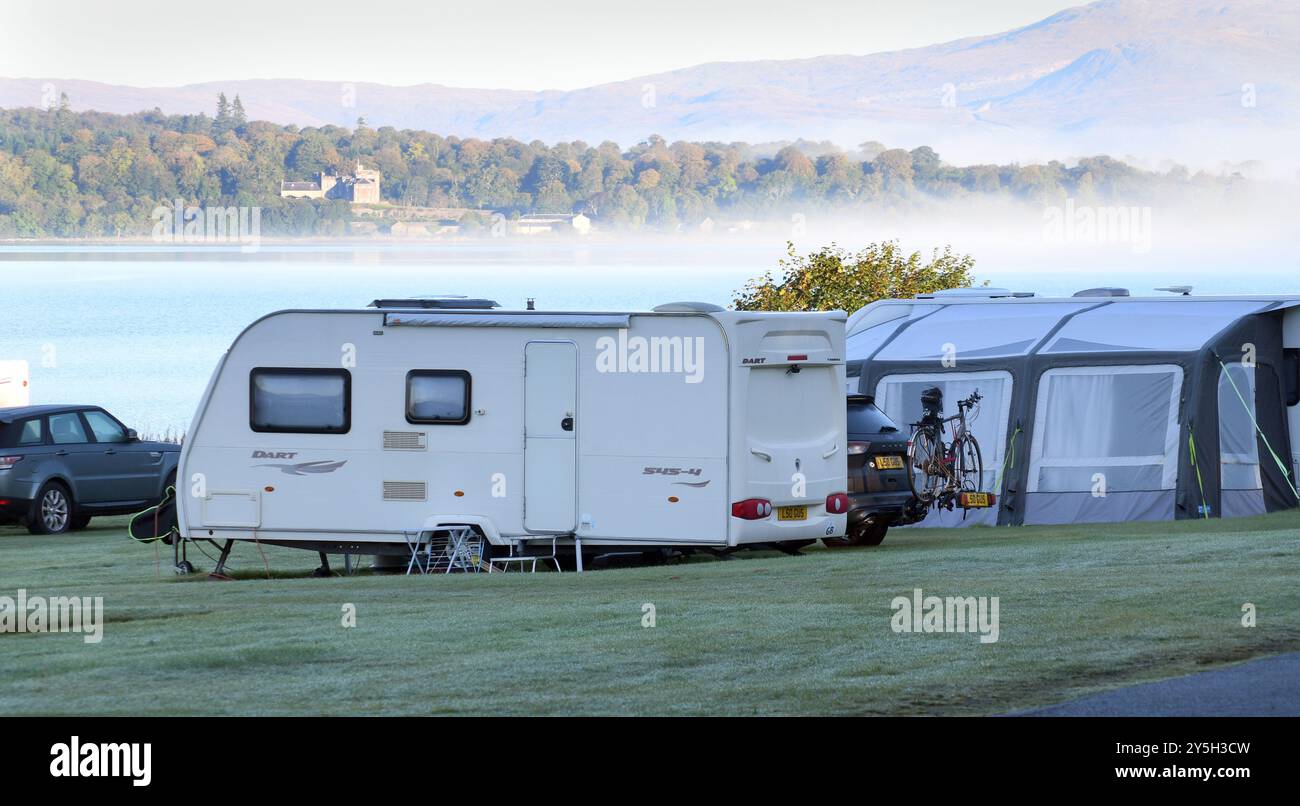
[383,430,428,451]
[383,481,427,502]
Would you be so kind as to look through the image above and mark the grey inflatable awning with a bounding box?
[384,312,631,328]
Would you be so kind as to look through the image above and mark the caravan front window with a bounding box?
[406,370,471,424]
[250,368,351,434]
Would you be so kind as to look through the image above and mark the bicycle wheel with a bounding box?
[907,428,946,505]
[954,432,984,492]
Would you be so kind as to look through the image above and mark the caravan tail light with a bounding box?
[787,354,808,362]
[0,455,22,470]
[731,498,772,520]
[825,493,850,514]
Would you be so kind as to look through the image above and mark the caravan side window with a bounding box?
[406,370,471,425]
[250,368,351,434]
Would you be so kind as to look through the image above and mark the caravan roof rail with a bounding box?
[653,301,725,312]
[368,296,501,310]
[915,288,1018,300]
[1072,287,1130,298]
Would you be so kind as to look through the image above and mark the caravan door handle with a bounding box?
[560,416,574,432]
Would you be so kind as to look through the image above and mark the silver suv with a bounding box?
[0,405,180,534]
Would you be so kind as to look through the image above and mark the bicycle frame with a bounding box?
[908,391,983,510]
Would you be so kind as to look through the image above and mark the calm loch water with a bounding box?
[1,241,1293,434]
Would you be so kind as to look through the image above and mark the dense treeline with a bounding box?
[0,102,1248,238]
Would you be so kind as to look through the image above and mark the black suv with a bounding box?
[827,394,917,546]
[0,405,180,534]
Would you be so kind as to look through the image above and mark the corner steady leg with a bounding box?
[208,539,235,580]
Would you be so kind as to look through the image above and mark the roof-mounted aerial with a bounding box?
[368,296,501,310]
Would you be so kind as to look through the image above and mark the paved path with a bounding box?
[1022,652,1300,716]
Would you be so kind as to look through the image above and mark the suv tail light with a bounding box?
[825,492,850,514]
[0,455,22,470]
[848,441,871,473]
[731,498,772,520]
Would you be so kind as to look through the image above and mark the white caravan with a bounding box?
[175,300,848,568]
[0,360,30,407]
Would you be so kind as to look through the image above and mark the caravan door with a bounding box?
[524,341,578,532]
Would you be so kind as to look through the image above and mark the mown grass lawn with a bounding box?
[1,511,1298,715]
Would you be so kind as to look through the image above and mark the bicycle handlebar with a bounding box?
[912,388,982,427]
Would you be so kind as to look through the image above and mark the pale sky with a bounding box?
[3,0,1082,90]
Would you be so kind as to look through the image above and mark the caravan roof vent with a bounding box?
[915,288,1015,300]
[653,301,724,313]
[369,296,500,310]
[1072,287,1130,298]
[1156,286,1194,296]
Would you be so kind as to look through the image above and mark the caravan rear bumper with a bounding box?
[729,509,846,546]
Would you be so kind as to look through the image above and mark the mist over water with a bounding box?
[3,192,1296,435]
[2,243,767,435]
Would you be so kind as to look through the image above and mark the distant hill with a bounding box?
[2,0,1297,164]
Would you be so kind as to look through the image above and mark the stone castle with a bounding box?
[280,160,381,204]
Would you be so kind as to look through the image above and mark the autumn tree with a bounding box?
[732,241,978,312]
[0,104,1236,237]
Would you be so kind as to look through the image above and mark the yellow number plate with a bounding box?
[776,506,808,521]
[961,492,990,508]
[875,455,905,470]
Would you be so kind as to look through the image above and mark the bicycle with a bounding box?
[906,387,985,511]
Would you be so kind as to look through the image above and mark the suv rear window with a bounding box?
[17,418,43,446]
[848,401,900,436]
[0,418,43,448]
